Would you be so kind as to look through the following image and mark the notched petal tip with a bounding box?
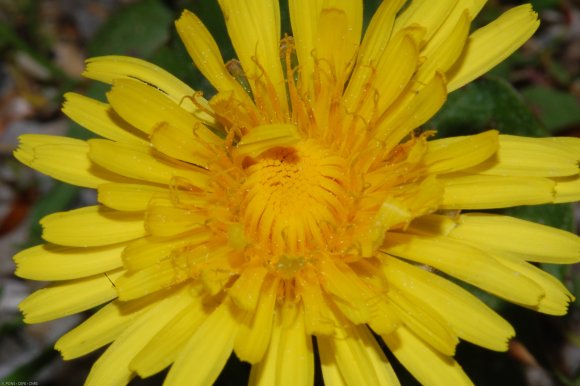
[447,3,540,92]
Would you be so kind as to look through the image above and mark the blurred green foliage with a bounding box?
[522,86,580,133]
[88,0,173,57]
[430,77,548,138]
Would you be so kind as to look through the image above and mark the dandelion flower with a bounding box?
[13,1,580,385]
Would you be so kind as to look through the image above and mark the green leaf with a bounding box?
[429,77,548,138]
[0,315,24,337]
[530,0,563,12]
[522,86,580,133]
[87,0,173,58]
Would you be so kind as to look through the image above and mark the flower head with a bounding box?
[13,1,580,386]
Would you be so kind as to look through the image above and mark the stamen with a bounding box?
[179,91,220,129]
[169,176,204,209]
[248,56,287,122]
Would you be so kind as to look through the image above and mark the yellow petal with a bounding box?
[555,175,580,203]
[115,258,188,301]
[383,232,546,306]
[358,197,412,257]
[288,0,323,96]
[447,4,540,92]
[382,326,474,386]
[131,289,213,377]
[343,0,406,111]
[175,10,250,100]
[318,349,347,386]
[296,268,336,335]
[62,93,148,146]
[388,290,459,356]
[356,0,405,66]
[88,139,209,188]
[55,289,173,359]
[145,198,206,237]
[98,183,168,212]
[229,266,269,311]
[417,10,471,83]
[350,28,419,120]
[465,134,580,177]
[315,5,359,84]
[19,269,123,324]
[150,122,216,168]
[383,256,515,351]
[375,73,447,150]
[217,0,287,115]
[393,0,457,43]
[164,302,239,386]
[440,174,555,209]
[248,302,314,386]
[197,246,241,295]
[449,213,580,264]
[14,134,126,188]
[122,231,211,272]
[107,78,219,145]
[234,275,279,363]
[466,0,487,19]
[83,56,216,127]
[318,259,376,324]
[424,130,499,174]
[323,0,363,66]
[41,206,145,247]
[548,136,580,157]
[367,299,401,336]
[14,243,124,280]
[236,124,301,158]
[494,255,574,315]
[406,213,457,237]
[318,324,401,386]
[85,286,193,386]
[392,169,444,218]
[248,312,282,386]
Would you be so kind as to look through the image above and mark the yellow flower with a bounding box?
[13,1,580,385]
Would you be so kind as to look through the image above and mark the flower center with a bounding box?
[239,140,348,256]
